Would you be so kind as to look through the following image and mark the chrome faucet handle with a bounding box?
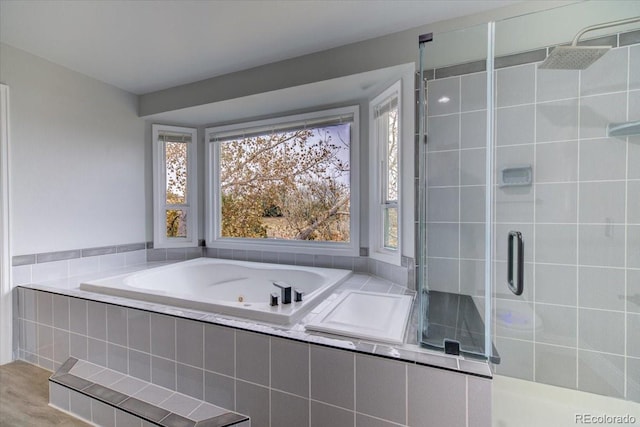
[270,292,279,306]
[294,289,304,302]
[273,281,292,304]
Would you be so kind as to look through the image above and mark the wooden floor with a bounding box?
[0,360,89,427]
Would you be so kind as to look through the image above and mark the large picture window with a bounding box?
[206,106,359,255]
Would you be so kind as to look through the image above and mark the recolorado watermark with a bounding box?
[575,413,637,424]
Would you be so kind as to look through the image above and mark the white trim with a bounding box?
[0,84,12,364]
[369,81,402,266]
[205,106,360,257]
[152,124,199,248]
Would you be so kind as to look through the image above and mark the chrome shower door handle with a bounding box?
[507,231,524,296]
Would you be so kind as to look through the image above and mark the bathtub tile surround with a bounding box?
[424,31,640,402]
[13,241,415,288]
[16,271,491,427]
[12,242,149,287]
[49,357,250,426]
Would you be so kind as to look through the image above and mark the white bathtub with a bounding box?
[80,258,351,324]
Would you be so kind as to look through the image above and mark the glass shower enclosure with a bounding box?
[417,0,640,404]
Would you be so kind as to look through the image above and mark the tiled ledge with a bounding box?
[50,357,250,427]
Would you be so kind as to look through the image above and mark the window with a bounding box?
[206,106,359,256]
[152,124,198,248]
[369,81,401,264]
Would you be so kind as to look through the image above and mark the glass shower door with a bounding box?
[418,23,494,361]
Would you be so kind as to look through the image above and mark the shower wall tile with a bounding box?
[578,308,625,354]
[494,337,533,381]
[535,343,577,390]
[460,148,486,185]
[535,224,576,265]
[36,292,53,326]
[459,260,484,297]
[631,137,640,178]
[427,150,459,186]
[581,47,628,96]
[628,357,640,403]
[460,111,486,149]
[427,115,459,151]
[535,304,576,347]
[578,350,625,398]
[496,64,535,107]
[427,77,460,116]
[580,93,627,139]
[535,183,577,223]
[495,186,534,223]
[536,99,579,142]
[535,140,579,183]
[628,314,640,358]
[496,104,535,146]
[460,186,486,223]
[426,257,459,293]
[495,299,535,340]
[629,89,640,120]
[460,72,486,112]
[578,224,626,268]
[536,68,579,102]
[311,401,353,427]
[578,267,626,311]
[426,223,459,258]
[628,181,640,224]
[631,45,640,91]
[427,187,459,222]
[460,223,485,260]
[629,269,640,314]
[580,137,627,182]
[579,181,626,224]
[629,226,640,269]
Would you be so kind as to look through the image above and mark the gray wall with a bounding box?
[0,43,146,256]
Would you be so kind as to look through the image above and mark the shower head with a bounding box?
[538,16,640,70]
[538,45,611,70]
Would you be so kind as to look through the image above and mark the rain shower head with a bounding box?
[538,16,640,70]
[538,45,610,70]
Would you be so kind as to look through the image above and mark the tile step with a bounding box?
[49,357,250,427]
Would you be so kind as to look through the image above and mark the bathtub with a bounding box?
[80,257,352,324]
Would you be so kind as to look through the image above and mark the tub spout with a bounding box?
[273,281,292,304]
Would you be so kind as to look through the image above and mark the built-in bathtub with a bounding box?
[80,257,351,324]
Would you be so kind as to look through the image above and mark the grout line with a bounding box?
[624,44,631,400]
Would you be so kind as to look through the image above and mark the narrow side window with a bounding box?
[369,81,401,264]
[152,124,198,248]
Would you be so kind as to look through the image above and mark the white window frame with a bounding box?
[369,81,402,266]
[205,106,359,256]
[152,124,198,248]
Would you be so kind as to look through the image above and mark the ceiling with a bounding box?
[0,0,521,95]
